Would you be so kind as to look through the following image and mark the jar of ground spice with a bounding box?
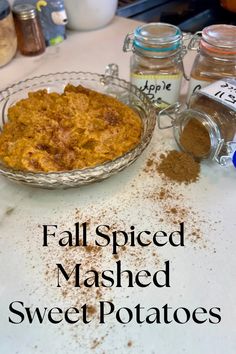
[158,78,236,167]
[123,23,187,107]
[187,24,236,101]
[12,4,45,56]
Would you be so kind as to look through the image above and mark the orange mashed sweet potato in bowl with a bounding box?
[0,84,142,173]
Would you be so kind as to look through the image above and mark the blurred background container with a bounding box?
[117,0,236,32]
[0,0,17,67]
[221,0,236,13]
[65,0,118,31]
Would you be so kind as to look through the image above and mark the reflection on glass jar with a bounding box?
[123,23,187,107]
[187,24,236,101]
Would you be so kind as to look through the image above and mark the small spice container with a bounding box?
[123,23,187,106]
[0,0,17,67]
[12,3,45,56]
[187,24,236,100]
[158,78,236,167]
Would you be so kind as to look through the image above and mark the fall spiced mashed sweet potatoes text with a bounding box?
[0,85,142,172]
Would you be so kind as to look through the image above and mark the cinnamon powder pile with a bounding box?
[143,153,208,245]
[157,150,200,184]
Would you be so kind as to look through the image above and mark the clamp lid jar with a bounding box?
[187,24,236,100]
[123,23,187,107]
[159,78,236,167]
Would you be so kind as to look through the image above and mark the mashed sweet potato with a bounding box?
[0,85,142,172]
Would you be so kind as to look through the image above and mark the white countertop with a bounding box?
[0,16,235,354]
[1,17,139,89]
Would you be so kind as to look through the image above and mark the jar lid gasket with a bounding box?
[134,41,180,52]
[134,23,182,52]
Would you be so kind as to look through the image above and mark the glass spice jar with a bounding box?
[123,23,187,107]
[12,3,45,56]
[187,24,236,101]
[158,78,236,167]
[0,0,17,67]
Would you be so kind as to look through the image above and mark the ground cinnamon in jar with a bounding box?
[157,150,200,184]
[179,118,211,158]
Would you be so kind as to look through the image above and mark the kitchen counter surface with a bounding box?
[0,16,235,354]
[1,17,142,90]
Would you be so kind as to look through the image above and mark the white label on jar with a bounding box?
[131,74,182,105]
[187,77,211,102]
[200,79,236,112]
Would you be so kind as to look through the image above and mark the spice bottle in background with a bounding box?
[123,23,187,107]
[158,78,236,167]
[12,3,45,56]
[220,0,236,12]
[0,0,17,67]
[187,24,236,100]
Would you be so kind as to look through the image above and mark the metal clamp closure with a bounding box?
[172,45,188,80]
[157,102,182,129]
[188,31,202,51]
[172,45,187,63]
[182,32,192,42]
[218,141,236,166]
[123,33,134,52]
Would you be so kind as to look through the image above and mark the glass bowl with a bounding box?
[0,71,156,189]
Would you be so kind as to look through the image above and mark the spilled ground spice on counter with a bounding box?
[20,132,222,353]
[157,150,200,184]
[143,152,210,245]
[37,206,162,351]
[127,340,133,347]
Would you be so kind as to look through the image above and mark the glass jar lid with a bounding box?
[0,0,10,21]
[201,24,236,53]
[133,23,182,52]
[12,4,37,20]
